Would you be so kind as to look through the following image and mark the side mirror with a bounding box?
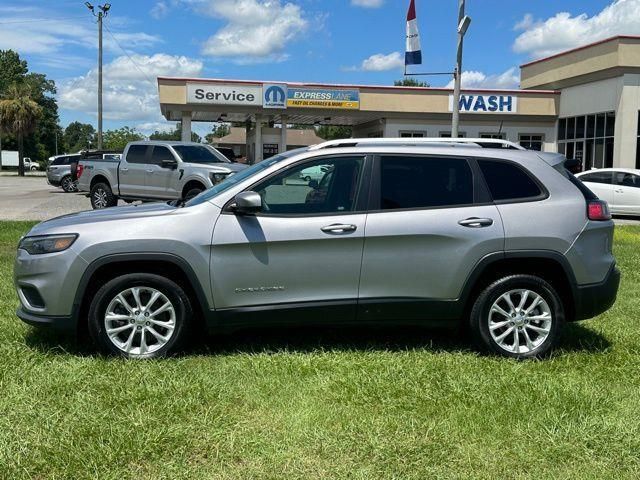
[161,158,178,169]
[233,191,262,215]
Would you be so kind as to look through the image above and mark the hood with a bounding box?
[183,162,248,173]
[28,202,176,235]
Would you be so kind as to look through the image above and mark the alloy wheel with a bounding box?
[488,289,553,354]
[93,188,108,208]
[104,286,176,356]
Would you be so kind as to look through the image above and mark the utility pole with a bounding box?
[85,2,111,150]
[451,0,471,138]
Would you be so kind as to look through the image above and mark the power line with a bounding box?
[103,23,156,85]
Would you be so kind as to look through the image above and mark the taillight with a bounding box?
[587,200,611,221]
[76,164,84,179]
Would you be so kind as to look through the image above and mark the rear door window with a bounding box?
[580,171,613,184]
[379,156,473,209]
[478,159,543,202]
[126,145,149,164]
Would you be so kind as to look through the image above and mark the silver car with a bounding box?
[14,139,620,359]
[46,154,81,192]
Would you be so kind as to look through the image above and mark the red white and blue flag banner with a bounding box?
[405,0,422,66]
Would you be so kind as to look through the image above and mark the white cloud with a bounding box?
[136,121,177,135]
[445,67,520,89]
[58,54,203,122]
[513,0,640,58]
[198,0,308,62]
[0,5,161,58]
[351,52,404,72]
[351,0,384,7]
[150,1,169,19]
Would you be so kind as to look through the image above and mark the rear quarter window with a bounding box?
[478,159,543,202]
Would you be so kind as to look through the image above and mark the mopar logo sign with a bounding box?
[448,94,517,113]
[263,84,287,109]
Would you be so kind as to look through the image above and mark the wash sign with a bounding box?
[448,94,517,113]
[287,88,360,110]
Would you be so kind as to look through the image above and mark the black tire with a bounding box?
[88,273,192,359]
[183,187,204,202]
[61,175,77,192]
[469,275,564,359]
[90,182,118,209]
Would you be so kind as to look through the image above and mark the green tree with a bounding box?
[394,78,430,87]
[204,123,230,144]
[63,121,96,152]
[103,126,144,151]
[150,123,200,142]
[316,125,352,140]
[0,82,43,176]
[0,50,61,162]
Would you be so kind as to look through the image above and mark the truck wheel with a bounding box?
[88,273,192,359]
[90,182,117,209]
[469,275,564,359]
[183,187,204,202]
[61,175,77,192]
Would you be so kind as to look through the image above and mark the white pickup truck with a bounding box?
[0,151,40,170]
[77,141,247,209]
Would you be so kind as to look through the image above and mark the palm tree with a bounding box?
[0,82,42,176]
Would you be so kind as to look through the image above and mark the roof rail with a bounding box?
[309,137,525,151]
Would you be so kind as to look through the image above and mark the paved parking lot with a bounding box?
[1,174,639,224]
[0,175,127,221]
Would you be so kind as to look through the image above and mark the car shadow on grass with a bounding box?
[23,321,611,358]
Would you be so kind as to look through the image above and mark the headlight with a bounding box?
[209,172,229,185]
[18,234,78,255]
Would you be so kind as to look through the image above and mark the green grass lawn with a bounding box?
[1,221,639,479]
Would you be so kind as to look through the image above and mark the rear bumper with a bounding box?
[16,307,77,331]
[574,264,621,321]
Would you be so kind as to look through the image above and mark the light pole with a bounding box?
[85,2,111,150]
[451,0,471,138]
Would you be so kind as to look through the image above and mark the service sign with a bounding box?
[287,88,360,110]
[448,94,517,114]
[187,83,262,106]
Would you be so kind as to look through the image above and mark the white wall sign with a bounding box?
[448,94,517,113]
[187,83,262,106]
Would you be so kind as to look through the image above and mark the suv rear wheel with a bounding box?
[90,182,117,209]
[61,175,77,192]
[88,273,192,359]
[470,275,564,359]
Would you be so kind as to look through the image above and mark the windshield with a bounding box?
[173,145,229,164]
[185,148,309,207]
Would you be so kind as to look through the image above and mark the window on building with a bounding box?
[519,134,544,151]
[380,156,473,209]
[478,160,542,202]
[399,131,426,138]
[439,132,466,138]
[557,111,615,168]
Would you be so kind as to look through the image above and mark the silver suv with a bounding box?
[14,139,620,359]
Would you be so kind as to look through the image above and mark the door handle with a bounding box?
[120,167,128,172]
[614,189,623,193]
[321,224,357,234]
[146,169,154,174]
[458,217,494,228]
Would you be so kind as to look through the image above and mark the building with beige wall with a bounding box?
[158,35,640,167]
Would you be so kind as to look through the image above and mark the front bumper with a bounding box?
[16,307,76,331]
[46,175,62,187]
[574,264,621,321]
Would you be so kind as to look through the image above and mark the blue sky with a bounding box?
[1,0,638,137]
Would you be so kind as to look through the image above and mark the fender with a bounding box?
[71,252,211,323]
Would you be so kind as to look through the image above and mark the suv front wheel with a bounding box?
[470,275,564,359]
[88,273,192,359]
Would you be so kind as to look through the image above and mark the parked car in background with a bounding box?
[15,138,619,359]
[299,164,331,182]
[47,154,81,192]
[76,141,247,209]
[71,150,122,183]
[577,168,640,216]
